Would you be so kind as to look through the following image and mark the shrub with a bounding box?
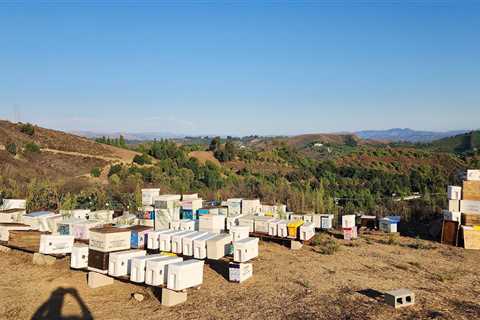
[24,142,40,153]
[6,142,17,155]
[18,123,35,136]
[91,167,101,177]
[108,164,122,177]
[312,234,340,255]
[133,154,151,165]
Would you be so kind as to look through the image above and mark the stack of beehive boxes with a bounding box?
[154,195,181,230]
[87,227,132,274]
[458,170,480,249]
[342,215,357,240]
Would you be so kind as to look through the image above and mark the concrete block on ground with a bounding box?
[385,289,415,308]
[0,245,11,253]
[161,288,187,307]
[290,240,303,250]
[33,253,56,266]
[88,271,114,289]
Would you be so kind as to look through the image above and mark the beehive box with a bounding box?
[253,216,274,234]
[460,200,480,214]
[267,219,281,236]
[141,188,161,206]
[302,214,313,223]
[462,213,480,226]
[182,194,198,200]
[299,222,315,241]
[229,225,250,242]
[233,237,259,263]
[170,220,181,230]
[167,259,204,291]
[226,215,243,230]
[89,227,132,252]
[0,209,26,224]
[147,229,171,250]
[171,231,197,254]
[71,243,89,269]
[343,226,358,240]
[130,254,166,283]
[158,230,184,252]
[155,208,181,230]
[462,226,480,249]
[448,200,460,212]
[199,214,225,233]
[341,215,356,229]
[0,199,26,210]
[237,215,255,233]
[443,210,461,223]
[277,220,289,238]
[0,223,32,241]
[241,199,262,215]
[179,219,197,231]
[72,220,103,240]
[108,249,147,277]
[462,181,480,201]
[39,235,74,254]
[448,186,462,200]
[226,198,242,216]
[206,234,232,260]
[57,219,86,236]
[466,169,480,181]
[193,233,217,259]
[379,219,397,233]
[287,220,304,238]
[229,262,252,283]
[145,256,183,286]
[88,249,110,274]
[182,232,208,256]
[128,226,153,249]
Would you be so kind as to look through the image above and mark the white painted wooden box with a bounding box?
[171,231,197,254]
[193,233,217,259]
[145,256,183,286]
[342,215,356,229]
[108,249,147,277]
[89,227,132,253]
[179,219,197,231]
[146,229,170,250]
[299,222,315,241]
[170,220,181,230]
[237,215,255,233]
[159,230,185,252]
[199,214,225,233]
[226,214,243,230]
[39,235,74,254]
[277,220,289,238]
[130,254,166,283]
[447,186,462,200]
[70,243,89,269]
[229,262,252,283]
[460,200,480,214]
[268,219,281,236]
[0,223,32,241]
[167,259,204,291]
[302,214,313,223]
[443,210,461,222]
[206,234,233,260]
[448,200,460,212]
[182,232,208,256]
[253,216,274,234]
[379,219,397,233]
[466,169,480,181]
[230,225,250,242]
[72,220,103,240]
[233,237,259,263]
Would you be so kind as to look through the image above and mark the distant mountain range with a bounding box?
[71,131,184,141]
[355,128,472,143]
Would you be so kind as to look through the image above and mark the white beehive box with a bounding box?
[302,214,313,223]
[159,230,186,252]
[206,234,232,260]
[155,208,181,230]
[227,198,242,216]
[167,259,204,291]
[57,218,86,236]
[342,215,356,229]
[460,200,480,214]
[241,199,261,215]
[443,210,461,222]
[145,256,183,286]
[229,262,252,283]
[277,220,288,238]
[237,215,255,232]
[181,199,203,212]
[233,237,259,263]
[193,233,217,259]
[89,210,114,223]
[199,214,225,233]
[182,194,198,200]
[70,243,89,269]
[0,199,26,210]
[447,186,462,200]
[0,209,26,223]
[230,225,250,242]
[71,209,90,220]
[448,200,460,212]
[379,218,397,233]
[268,219,281,236]
[39,235,74,254]
[466,169,480,181]
[253,216,274,234]
[299,222,315,241]
[182,232,208,256]
[147,229,171,250]
[179,219,197,231]
[142,188,161,206]
[89,227,131,252]
[22,211,62,232]
[130,254,166,283]
[170,220,181,230]
[171,231,197,254]
[289,214,304,221]
[108,249,147,277]
[72,220,103,240]
[0,223,32,241]
[226,214,243,230]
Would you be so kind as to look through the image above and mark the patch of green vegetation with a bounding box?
[24,142,40,153]
[18,123,35,136]
[90,167,101,178]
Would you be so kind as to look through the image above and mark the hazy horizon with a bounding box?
[1,2,479,135]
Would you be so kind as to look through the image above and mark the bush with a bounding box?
[6,142,17,155]
[24,142,40,153]
[91,167,101,177]
[19,123,35,136]
[312,234,340,255]
[133,154,151,165]
[108,164,122,177]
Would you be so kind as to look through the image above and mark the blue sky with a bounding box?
[0,1,479,136]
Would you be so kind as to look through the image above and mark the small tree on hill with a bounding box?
[18,123,35,136]
[6,142,17,155]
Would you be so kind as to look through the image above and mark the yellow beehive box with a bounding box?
[160,252,178,257]
[473,226,480,231]
[287,220,304,238]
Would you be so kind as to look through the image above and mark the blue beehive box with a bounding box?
[197,208,209,216]
[129,226,152,249]
[182,209,195,220]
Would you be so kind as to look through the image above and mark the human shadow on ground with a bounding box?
[31,287,93,320]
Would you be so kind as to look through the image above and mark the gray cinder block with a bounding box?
[384,289,415,308]
[161,288,187,307]
[33,253,56,266]
[88,271,114,289]
[290,240,303,250]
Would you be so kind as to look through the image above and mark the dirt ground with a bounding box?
[0,232,479,320]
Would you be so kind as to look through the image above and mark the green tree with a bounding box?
[209,137,221,152]
[24,142,40,153]
[18,123,35,136]
[6,142,17,155]
[91,167,102,177]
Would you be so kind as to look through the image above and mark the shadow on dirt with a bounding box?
[31,287,93,320]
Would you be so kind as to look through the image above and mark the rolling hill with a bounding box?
[356,128,470,143]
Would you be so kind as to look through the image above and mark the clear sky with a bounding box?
[0,1,479,136]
